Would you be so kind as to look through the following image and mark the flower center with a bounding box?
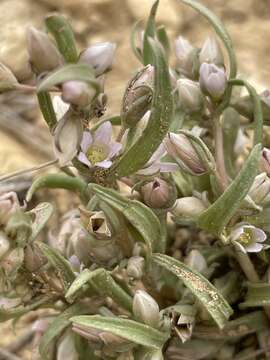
[238,229,253,246]
[86,143,108,165]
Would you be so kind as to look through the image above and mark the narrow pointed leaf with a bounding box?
[143,0,159,65]
[152,253,233,329]
[37,64,97,93]
[110,38,173,177]
[26,174,89,203]
[45,14,77,63]
[89,184,161,253]
[130,20,143,62]
[40,303,90,360]
[71,315,169,349]
[29,202,54,241]
[198,144,261,235]
[38,242,75,290]
[65,268,133,312]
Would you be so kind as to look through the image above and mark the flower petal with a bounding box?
[109,142,122,158]
[78,152,91,167]
[147,143,166,165]
[246,243,264,253]
[251,227,267,243]
[94,121,112,144]
[137,163,160,176]
[81,131,93,153]
[96,159,112,168]
[159,162,179,173]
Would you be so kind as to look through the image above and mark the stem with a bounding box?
[213,114,229,191]
[0,159,58,182]
[235,250,260,282]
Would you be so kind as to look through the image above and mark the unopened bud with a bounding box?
[27,27,63,74]
[177,79,204,113]
[141,178,175,209]
[122,65,154,128]
[62,80,97,107]
[24,243,47,272]
[199,37,224,67]
[164,132,213,176]
[260,148,270,175]
[0,192,20,226]
[0,232,10,260]
[172,196,207,219]
[79,42,116,76]
[133,290,160,328]
[6,210,32,247]
[0,63,18,92]
[175,36,198,79]
[127,256,145,279]
[248,172,270,205]
[79,209,112,239]
[199,63,227,100]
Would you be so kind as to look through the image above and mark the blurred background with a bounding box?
[0,0,270,357]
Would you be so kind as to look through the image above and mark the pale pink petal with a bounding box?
[230,226,244,242]
[159,162,179,173]
[137,163,160,176]
[78,152,91,167]
[148,143,166,165]
[246,243,264,253]
[252,228,267,243]
[94,121,112,144]
[96,159,112,168]
[109,142,122,157]
[81,132,93,153]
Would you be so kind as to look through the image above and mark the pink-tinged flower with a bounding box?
[260,147,270,175]
[77,121,122,169]
[199,62,227,100]
[136,143,178,176]
[229,223,267,253]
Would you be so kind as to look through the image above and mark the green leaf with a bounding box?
[71,315,169,349]
[37,64,98,93]
[178,0,237,110]
[157,25,170,57]
[109,38,173,177]
[38,242,75,290]
[26,174,89,203]
[223,107,240,177]
[89,184,161,253]
[239,283,270,309]
[45,14,77,63]
[37,91,57,130]
[143,0,159,65]
[40,303,89,360]
[198,144,261,235]
[152,253,233,329]
[29,202,54,241]
[229,79,263,145]
[65,268,133,312]
[130,20,144,63]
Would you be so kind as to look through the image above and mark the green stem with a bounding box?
[235,250,259,283]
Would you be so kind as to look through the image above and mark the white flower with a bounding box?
[230,223,267,253]
[77,121,122,169]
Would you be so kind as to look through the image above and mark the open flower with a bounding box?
[229,223,267,253]
[137,143,178,176]
[77,122,122,169]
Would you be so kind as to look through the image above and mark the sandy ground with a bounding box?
[0,0,270,358]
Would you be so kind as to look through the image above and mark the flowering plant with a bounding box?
[1,1,270,359]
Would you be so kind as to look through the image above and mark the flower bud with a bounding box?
[26,27,63,74]
[141,178,176,209]
[175,36,198,79]
[177,79,204,113]
[79,42,116,76]
[260,148,270,175]
[0,232,10,260]
[61,81,97,107]
[24,243,47,272]
[79,208,112,240]
[164,132,211,176]
[0,192,20,226]
[127,256,145,279]
[133,290,160,328]
[121,65,154,128]
[248,172,270,205]
[172,196,207,219]
[199,62,227,100]
[0,63,18,92]
[199,37,224,67]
